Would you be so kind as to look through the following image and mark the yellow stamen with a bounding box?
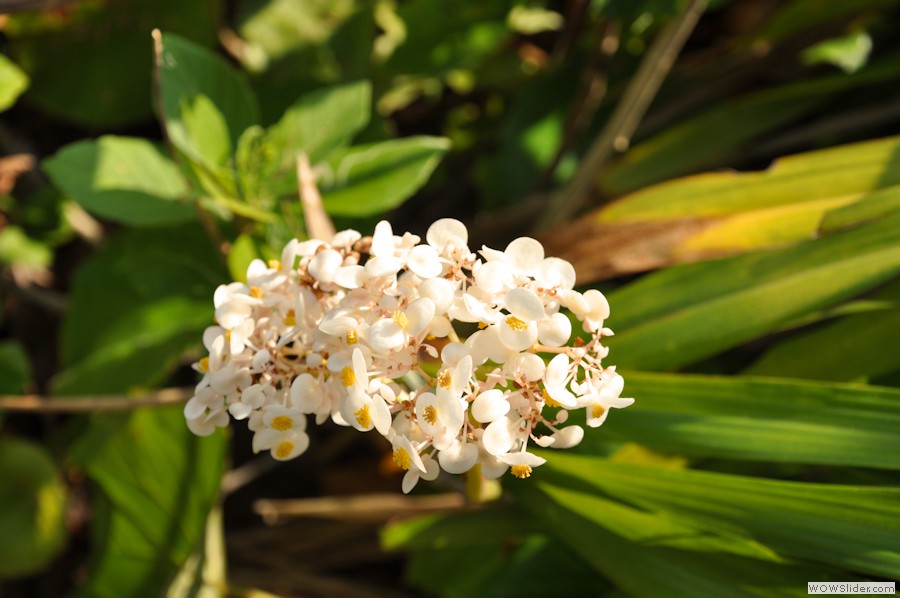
[197,357,209,373]
[225,329,232,344]
[392,448,412,470]
[249,286,263,298]
[542,389,561,408]
[346,329,359,345]
[392,310,410,329]
[423,405,438,425]
[275,441,294,459]
[592,404,606,419]
[437,370,452,389]
[268,259,282,270]
[477,321,488,330]
[511,464,532,479]
[271,415,293,431]
[283,309,296,327]
[354,404,371,428]
[505,315,527,331]
[340,366,356,387]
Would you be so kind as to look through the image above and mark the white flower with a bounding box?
[500,451,546,479]
[580,371,634,427]
[186,217,630,493]
[367,298,435,352]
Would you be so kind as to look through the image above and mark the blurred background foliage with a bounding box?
[1,0,899,596]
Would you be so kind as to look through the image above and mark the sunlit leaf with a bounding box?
[744,278,900,381]
[154,31,258,169]
[802,31,872,73]
[599,372,900,469]
[0,438,67,578]
[512,478,848,598]
[546,136,900,282]
[237,81,372,203]
[537,455,900,579]
[605,214,900,370]
[601,65,900,196]
[320,137,450,216]
[43,136,194,227]
[0,54,28,112]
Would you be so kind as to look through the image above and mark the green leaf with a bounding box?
[382,506,530,551]
[605,214,900,370]
[235,0,358,66]
[0,340,30,395]
[0,54,28,112]
[537,455,900,579]
[268,80,372,167]
[71,407,226,597]
[43,136,195,227]
[154,31,259,169]
[512,479,847,598]
[744,279,900,381]
[820,183,900,233]
[803,31,872,74]
[386,508,607,598]
[0,438,68,578]
[320,136,450,216]
[5,0,219,127]
[599,135,900,223]
[54,226,223,395]
[601,64,900,196]
[0,225,53,268]
[237,81,372,203]
[600,372,900,469]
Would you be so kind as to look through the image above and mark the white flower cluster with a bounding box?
[185,219,632,493]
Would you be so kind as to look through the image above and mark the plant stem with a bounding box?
[537,0,708,230]
[0,386,192,412]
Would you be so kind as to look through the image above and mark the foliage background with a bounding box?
[1,0,899,596]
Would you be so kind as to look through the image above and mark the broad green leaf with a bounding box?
[154,32,259,169]
[237,81,372,203]
[540,454,900,579]
[744,279,900,381]
[71,407,226,597]
[320,137,450,216]
[512,480,846,598]
[54,226,224,395]
[802,31,872,73]
[43,136,194,227]
[0,340,30,394]
[0,438,67,578]
[267,80,371,167]
[599,372,900,469]
[600,65,900,196]
[605,214,900,370]
[5,0,218,127]
[0,54,28,112]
